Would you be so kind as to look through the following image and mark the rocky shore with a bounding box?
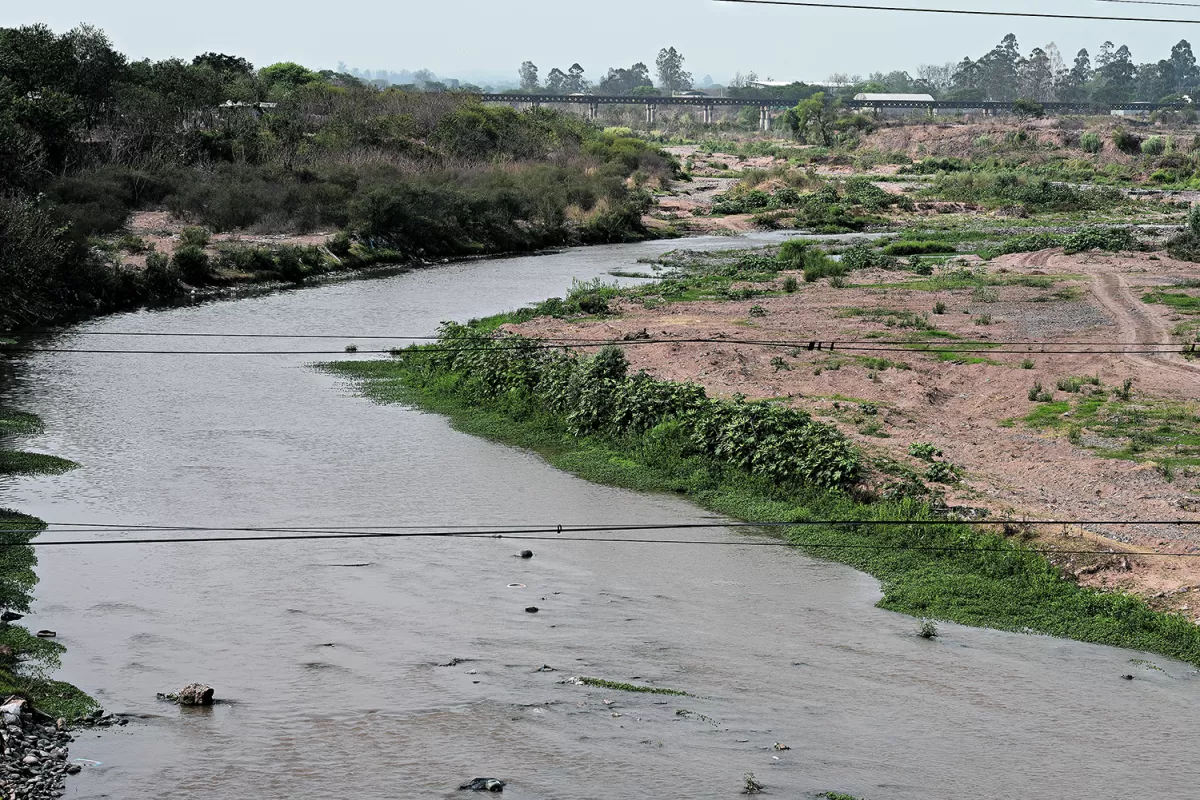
[0,698,77,800]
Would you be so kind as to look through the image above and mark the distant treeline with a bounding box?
[0,24,680,331]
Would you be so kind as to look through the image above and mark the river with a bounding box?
[2,234,1198,799]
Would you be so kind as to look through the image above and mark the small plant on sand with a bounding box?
[749,305,768,317]
[1114,378,1134,401]
[908,442,943,461]
[1020,358,1035,369]
[1028,382,1053,402]
[926,461,961,483]
[918,619,939,639]
[770,356,791,372]
[344,344,358,352]
[933,301,946,315]
[744,773,765,794]
[828,275,847,288]
[783,275,799,293]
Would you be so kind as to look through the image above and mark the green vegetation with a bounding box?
[0,24,681,330]
[882,240,957,257]
[0,409,98,718]
[926,172,1124,211]
[908,442,943,461]
[576,676,691,696]
[1022,384,1200,468]
[322,329,1200,669]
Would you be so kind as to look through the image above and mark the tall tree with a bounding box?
[564,63,587,93]
[655,47,692,93]
[545,67,566,94]
[518,60,539,92]
[1094,44,1135,103]
[1018,47,1054,101]
[598,62,652,95]
[1059,48,1093,102]
[1169,40,1198,91]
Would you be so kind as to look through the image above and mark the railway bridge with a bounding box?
[479,93,1188,130]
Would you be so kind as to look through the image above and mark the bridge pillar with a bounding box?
[759,106,772,132]
[588,102,598,121]
[645,103,656,125]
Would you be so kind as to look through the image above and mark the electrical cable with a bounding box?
[2,520,1196,556]
[2,337,1196,356]
[713,0,1200,24]
[14,330,1190,347]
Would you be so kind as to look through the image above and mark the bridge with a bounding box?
[479,93,1187,130]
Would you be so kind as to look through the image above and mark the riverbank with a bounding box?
[0,409,98,720]
[323,327,1200,669]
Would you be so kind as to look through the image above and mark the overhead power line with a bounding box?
[713,0,1200,23]
[3,338,1195,356]
[15,331,1184,346]
[1096,0,1200,8]
[2,520,1196,557]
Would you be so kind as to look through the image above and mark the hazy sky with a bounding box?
[11,1,1200,83]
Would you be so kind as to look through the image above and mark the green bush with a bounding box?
[179,226,211,248]
[1061,227,1141,255]
[389,324,862,489]
[802,251,847,282]
[1112,129,1143,155]
[840,242,897,270]
[882,240,957,256]
[1080,131,1103,154]
[172,245,211,285]
[1141,136,1166,157]
[327,231,353,257]
[143,252,182,296]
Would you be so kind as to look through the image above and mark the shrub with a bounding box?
[770,356,790,372]
[908,442,943,461]
[782,275,799,293]
[327,231,353,257]
[926,461,961,483]
[776,238,813,267]
[171,245,211,285]
[1112,129,1143,155]
[1013,99,1045,119]
[748,305,768,317]
[117,234,149,254]
[840,242,897,271]
[1021,358,1034,369]
[1141,136,1166,157]
[803,253,847,282]
[918,619,939,639]
[1080,131,1103,153]
[882,240,956,256]
[828,275,847,288]
[179,226,211,249]
[933,301,946,314]
[1061,227,1141,255]
[1028,382,1053,402]
[142,252,182,296]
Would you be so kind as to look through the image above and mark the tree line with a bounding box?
[516,47,693,95]
[0,23,680,330]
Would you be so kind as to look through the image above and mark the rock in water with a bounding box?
[459,777,506,792]
[175,683,215,705]
[524,606,539,614]
[519,550,534,559]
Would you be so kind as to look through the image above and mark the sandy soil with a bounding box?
[118,211,336,269]
[506,248,1200,613]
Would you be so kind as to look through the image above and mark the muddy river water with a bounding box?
[2,234,1199,799]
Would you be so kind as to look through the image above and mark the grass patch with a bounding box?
[0,409,44,435]
[321,341,1200,669]
[0,450,77,476]
[1023,389,1200,467]
[1144,291,1200,313]
[576,676,691,696]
